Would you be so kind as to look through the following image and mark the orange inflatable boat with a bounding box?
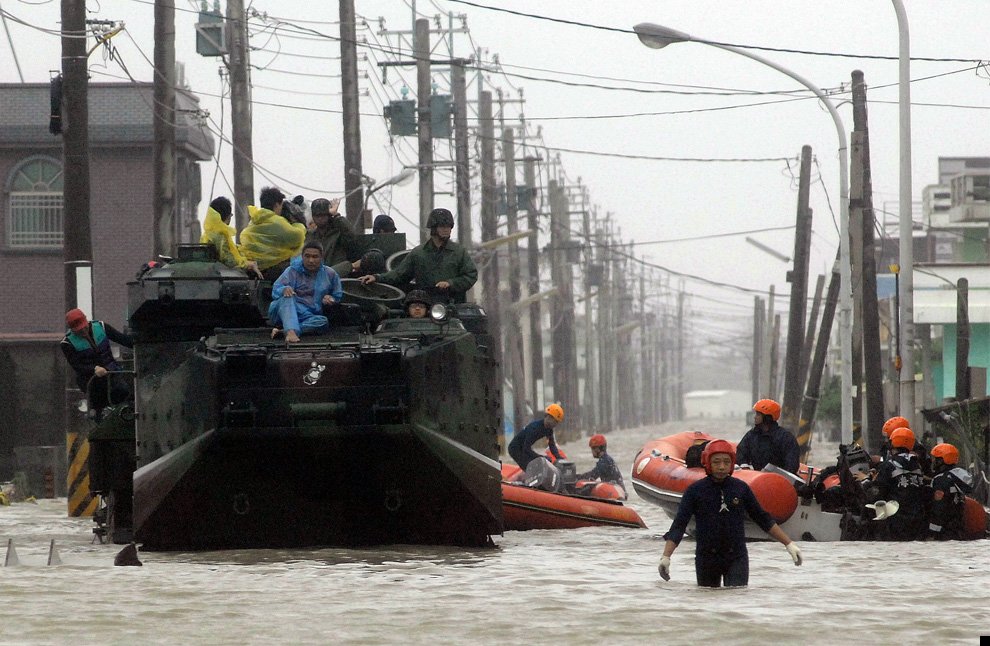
[500,464,646,530]
[632,431,988,541]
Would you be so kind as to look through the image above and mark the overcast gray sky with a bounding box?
[2,0,988,330]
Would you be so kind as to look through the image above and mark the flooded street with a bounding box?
[2,419,987,645]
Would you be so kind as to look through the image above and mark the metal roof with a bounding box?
[0,82,214,160]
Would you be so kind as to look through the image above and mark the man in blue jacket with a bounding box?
[269,240,344,343]
[658,439,803,587]
[508,403,565,470]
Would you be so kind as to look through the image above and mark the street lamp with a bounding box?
[634,22,855,442]
[359,168,417,211]
[891,1,915,426]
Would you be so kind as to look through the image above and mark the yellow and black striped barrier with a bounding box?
[66,430,97,517]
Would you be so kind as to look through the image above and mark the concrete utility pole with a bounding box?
[503,127,527,428]
[850,131,866,447]
[759,287,775,398]
[523,157,543,407]
[452,61,471,245]
[851,70,886,449]
[582,194,596,430]
[781,145,813,433]
[61,0,92,314]
[153,0,176,257]
[479,91,502,367]
[61,0,94,519]
[550,180,578,428]
[339,0,364,228]
[597,223,613,429]
[415,18,433,241]
[750,296,767,403]
[226,0,253,230]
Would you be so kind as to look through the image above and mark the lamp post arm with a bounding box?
[706,40,854,441]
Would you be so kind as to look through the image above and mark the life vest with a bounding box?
[67,321,108,352]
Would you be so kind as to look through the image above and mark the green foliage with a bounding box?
[817,375,842,430]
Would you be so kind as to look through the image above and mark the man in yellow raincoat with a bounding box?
[238,187,307,282]
[200,196,263,278]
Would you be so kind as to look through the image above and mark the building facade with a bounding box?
[0,82,214,481]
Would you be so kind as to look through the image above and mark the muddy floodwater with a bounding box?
[2,419,987,645]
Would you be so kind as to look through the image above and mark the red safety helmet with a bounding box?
[589,434,607,448]
[753,399,781,422]
[701,439,736,476]
[930,443,959,466]
[889,427,915,450]
[881,416,910,438]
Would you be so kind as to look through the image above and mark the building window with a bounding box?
[6,156,64,248]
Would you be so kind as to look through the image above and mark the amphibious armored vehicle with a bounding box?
[94,242,502,550]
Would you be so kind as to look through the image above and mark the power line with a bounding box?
[443,0,986,63]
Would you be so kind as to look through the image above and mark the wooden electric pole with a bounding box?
[479,90,502,361]
[851,70,885,450]
[503,127,527,428]
[452,61,471,245]
[524,157,543,406]
[339,0,364,228]
[415,18,432,240]
[781,145,813,433]
[226,0,253,230]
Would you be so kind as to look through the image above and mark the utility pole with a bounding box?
[798,260,841,462]
[582,194,596,430]
[639,271,650,427]
[851,70,885,450]
[850,126,866,447]
[452,60,471,245]
[782,145,813,433]
[415,18,432,240]
[597,222,613,429]
[61,0,92,314]
[61,0,94,518]
[226,0,253,230]
[153,0,176,257]
[339,0,364,228]
[759,287,775,397]
[750,296,766,402]
[800,274,826,400]
[502,127,527,428]
[479,90,502,365]
[676,288,685,420]
[956,278,970,401]
[523,156,543,406]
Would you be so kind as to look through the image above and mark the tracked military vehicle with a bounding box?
[106,242,502,550]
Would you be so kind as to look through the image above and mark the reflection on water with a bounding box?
[1,420,986,645]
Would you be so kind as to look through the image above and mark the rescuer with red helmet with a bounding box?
[928,442,974,540]
[575,434,625,494]
[735,399,800,474]
[658,439,803,587]
[507,403,565,471]
[863,427,929,540]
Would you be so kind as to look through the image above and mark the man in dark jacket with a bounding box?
[307,197,356,268]
[736,398,800,474]
[360,208,477,303]
[658,439,802,587]
[508,404,565,470]
[60,308,133,418]
[577,434,625,490]
[863,426,929,541]
[928,442,973,540]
